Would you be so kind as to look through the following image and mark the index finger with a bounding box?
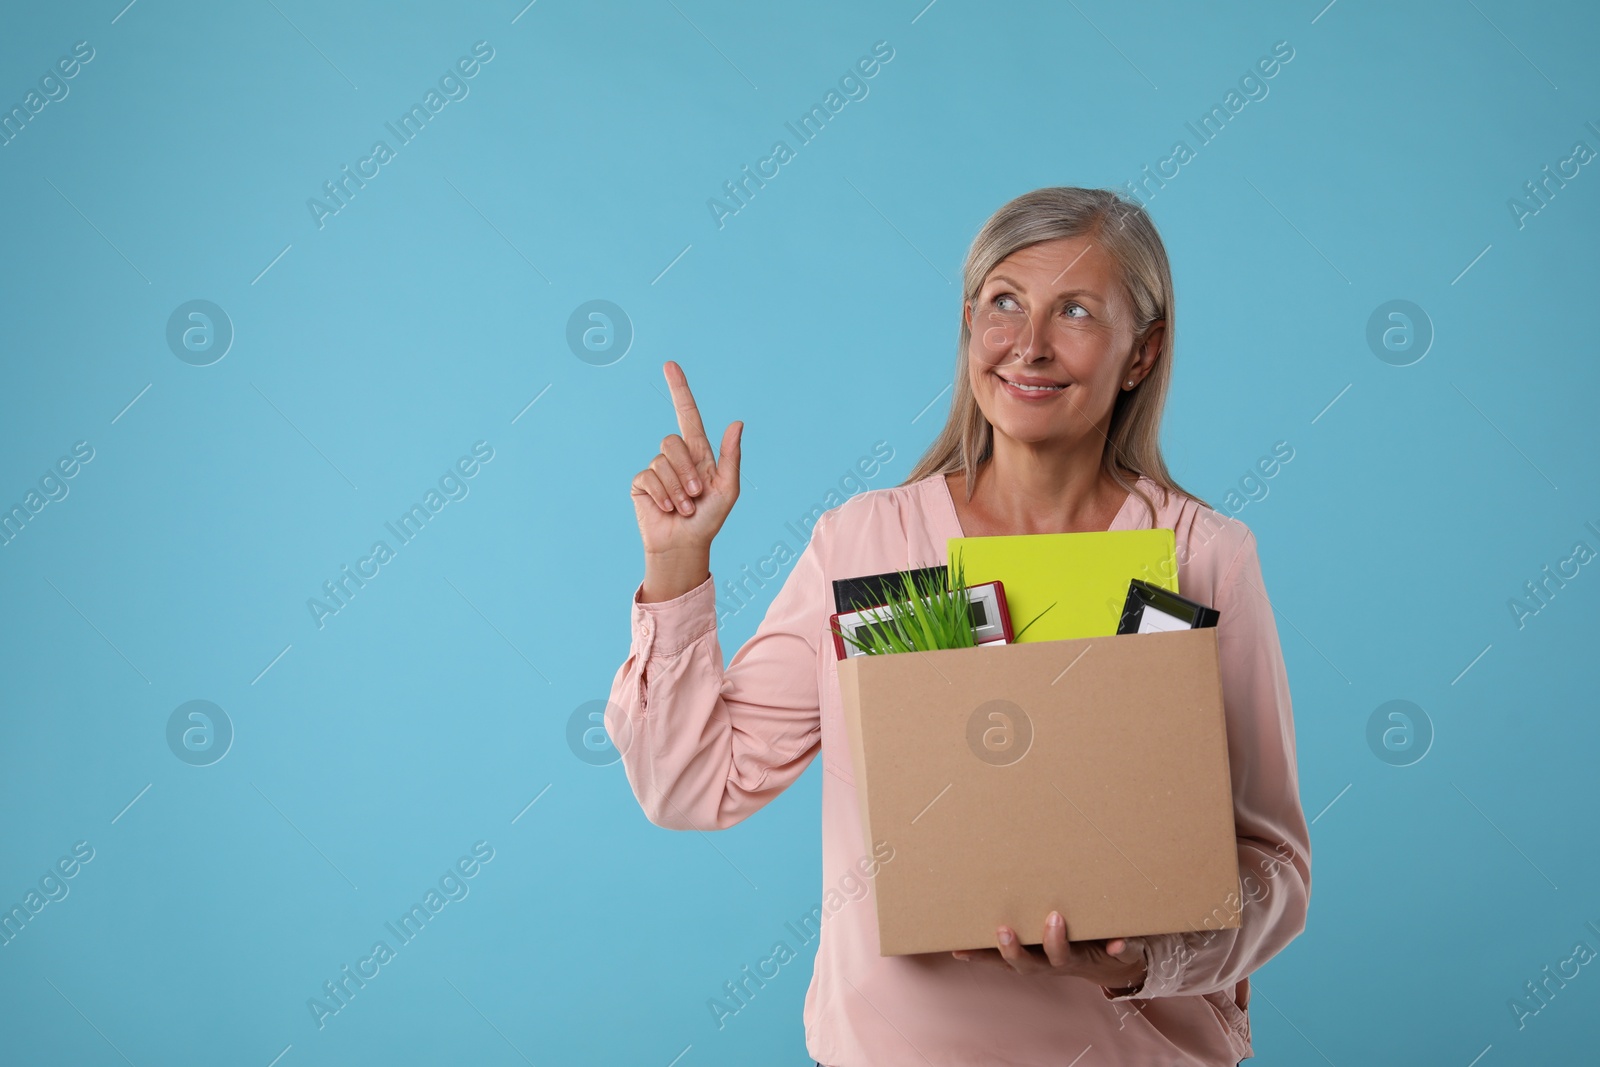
[663,360,710,448]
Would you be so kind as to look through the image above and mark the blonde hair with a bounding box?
[900,186,1211,524]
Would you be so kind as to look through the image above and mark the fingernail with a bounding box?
[998,929,1013,945]
[1049,911,1062,927]
[688,478,700,493]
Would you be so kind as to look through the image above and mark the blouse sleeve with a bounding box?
[1102,528,1313,1001]
[604,518,829,832]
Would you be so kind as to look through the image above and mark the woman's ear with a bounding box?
[1136,318,1165,375]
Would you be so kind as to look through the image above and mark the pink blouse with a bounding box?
[607,471,1312,1066]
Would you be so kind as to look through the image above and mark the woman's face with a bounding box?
[965,235,1161,452]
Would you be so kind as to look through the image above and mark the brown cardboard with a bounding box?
[836,626,1240,956]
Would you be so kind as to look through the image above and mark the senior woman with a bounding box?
[609,186,1311,1066]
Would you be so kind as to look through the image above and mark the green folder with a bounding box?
[948,529,1179,642]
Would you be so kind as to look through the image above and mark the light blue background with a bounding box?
[2,1,1597,1064]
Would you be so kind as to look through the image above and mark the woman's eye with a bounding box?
[988,294,1085,316]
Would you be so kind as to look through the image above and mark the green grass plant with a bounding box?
[832,548,1054,656]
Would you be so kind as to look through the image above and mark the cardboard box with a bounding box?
[836,626,1240,956]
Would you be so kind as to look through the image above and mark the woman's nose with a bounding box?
[974,305,1054,364]
[1016,310,1055,362]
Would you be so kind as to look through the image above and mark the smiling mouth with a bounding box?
[995,372,1068,393]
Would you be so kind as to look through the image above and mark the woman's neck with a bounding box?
[947,453,1134,537]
